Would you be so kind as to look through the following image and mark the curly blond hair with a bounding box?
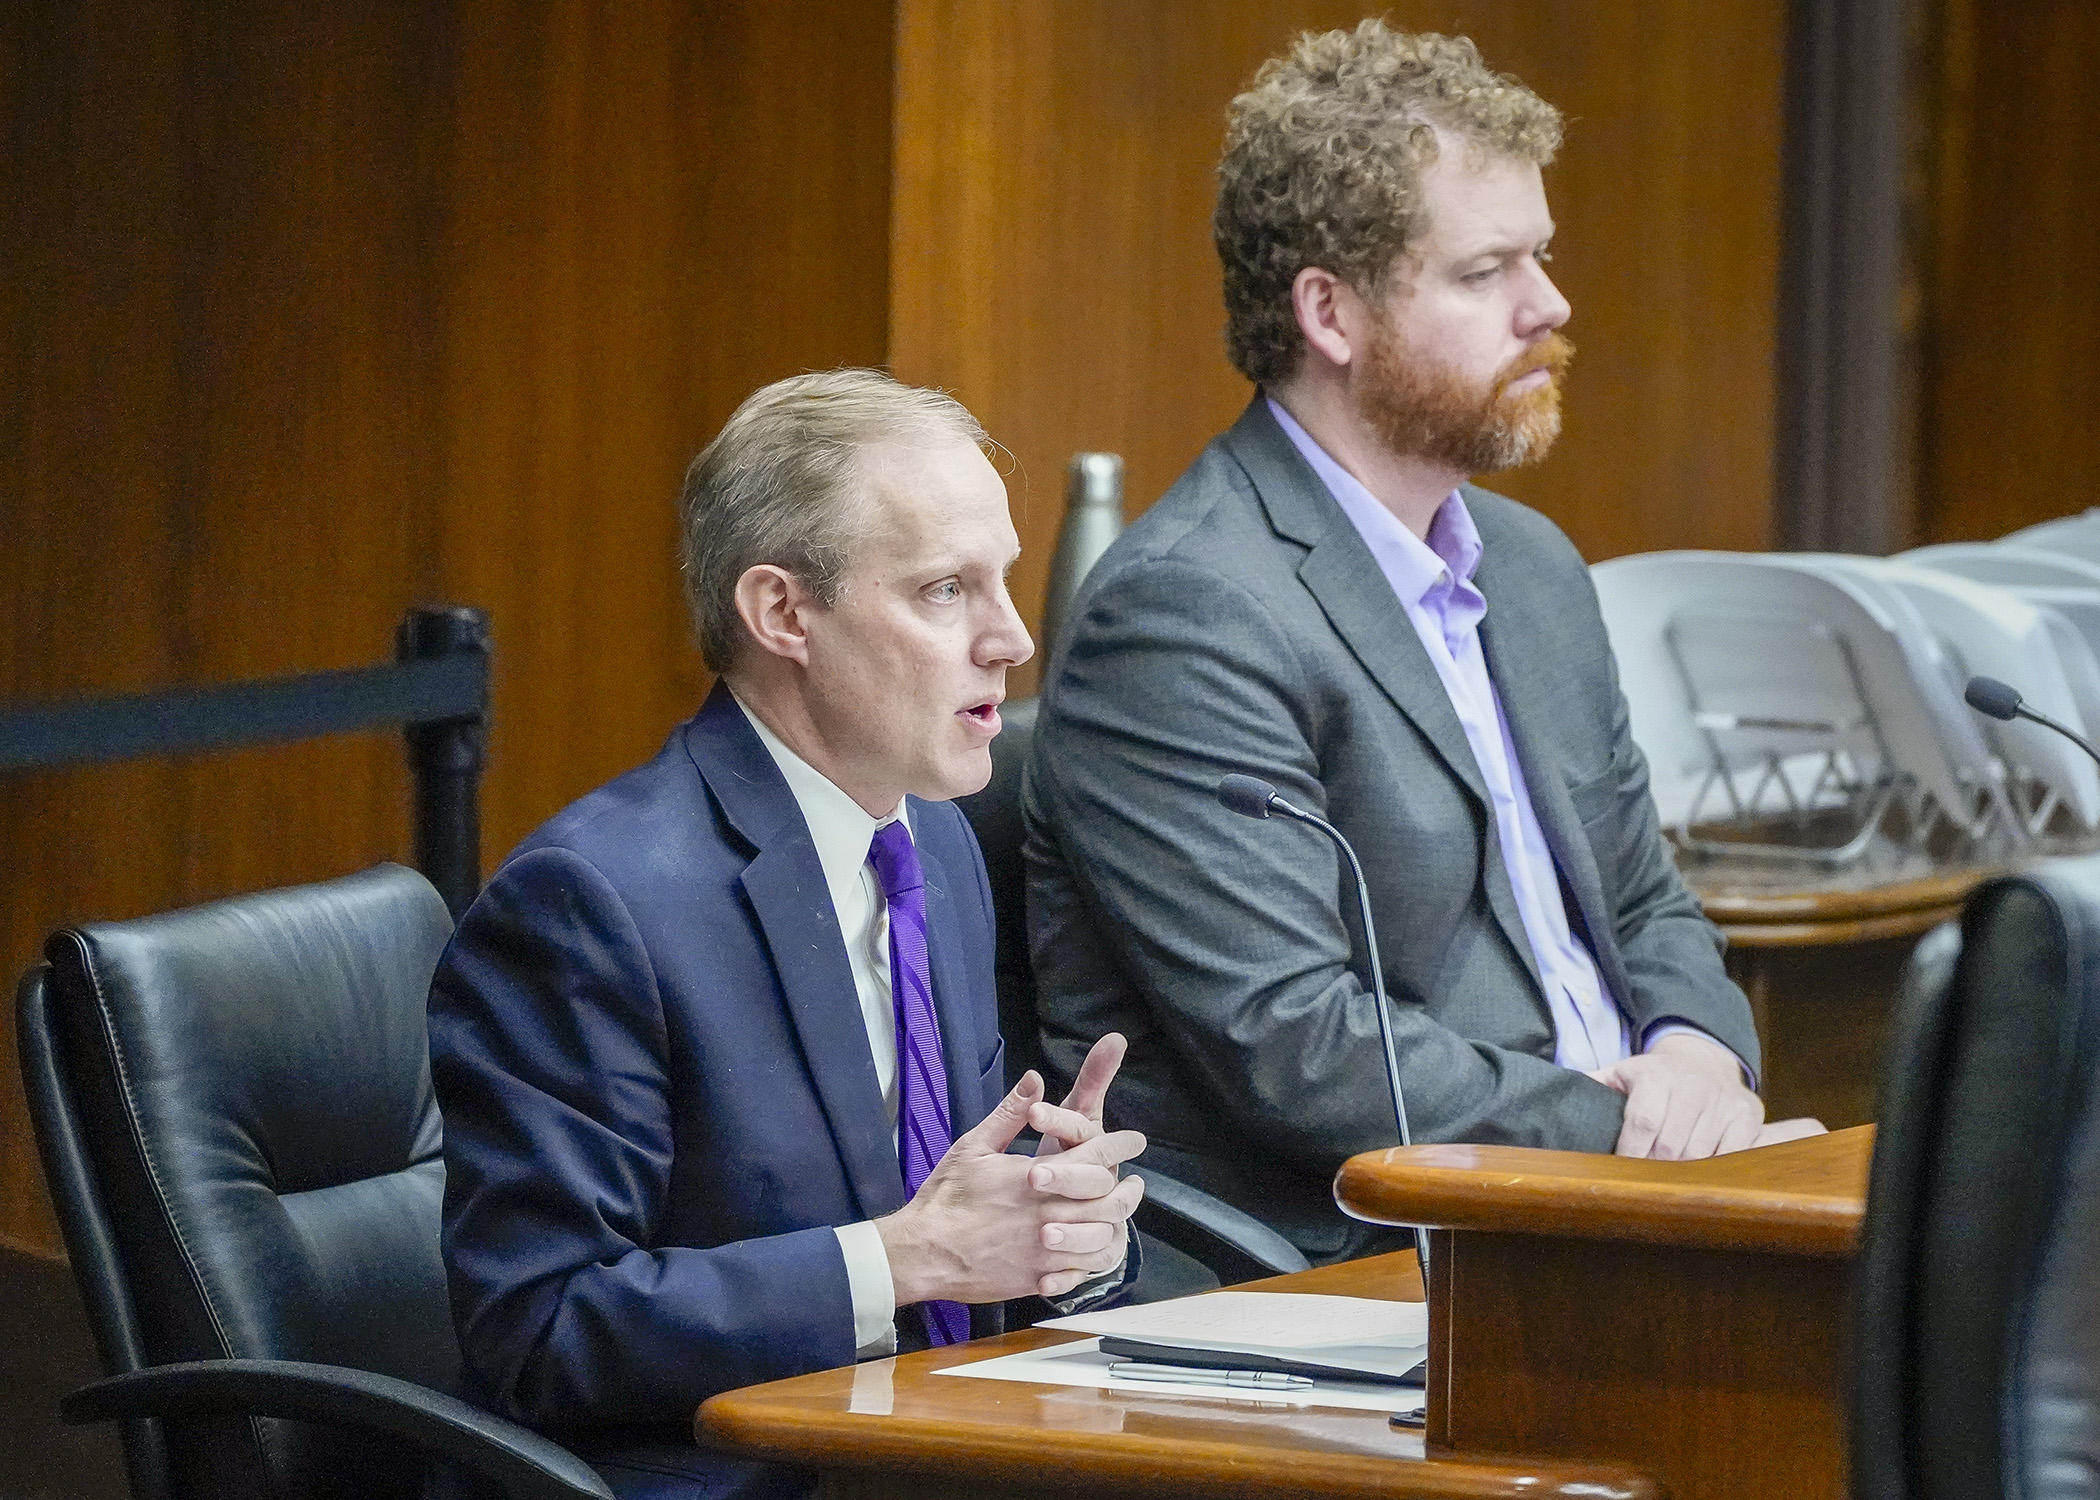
[1215,21,1562,388]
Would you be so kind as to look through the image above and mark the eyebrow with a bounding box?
[1455,219,1555,255]
[911,550,1019,580]
[1465,231,1553,259]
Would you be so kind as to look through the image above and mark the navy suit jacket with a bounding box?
[429,683,1007,1498]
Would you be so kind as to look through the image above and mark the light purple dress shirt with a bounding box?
[1267,398,1729,1076]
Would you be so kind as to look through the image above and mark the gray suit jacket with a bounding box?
[1023,399,1759,1260]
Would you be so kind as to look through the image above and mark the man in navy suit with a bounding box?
[429,370,1146,1499]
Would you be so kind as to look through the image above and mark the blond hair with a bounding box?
[678,369,985,673]
[1214,21,1563,387]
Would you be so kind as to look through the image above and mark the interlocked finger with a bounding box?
[1059,1032,1127,1120]
[952,1070,1046,1156]
[1034,1173,1145,1223]
[1029,1131,1145,1196]
[1041,1218,1122,1255]
[1028,1100,1100,1147]
[1051,1127,1146,1171]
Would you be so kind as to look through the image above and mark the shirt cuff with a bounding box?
[1643,1020,1758,1091]
[833,1221,899,1359]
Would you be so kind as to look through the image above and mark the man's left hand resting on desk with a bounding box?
[1588,1033,1764,1159]
[1589,1033,1826,1159]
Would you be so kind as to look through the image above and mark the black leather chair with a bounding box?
[1852,854,2100,1499]
[956,699,1309,1285]
[16,863,610,1500]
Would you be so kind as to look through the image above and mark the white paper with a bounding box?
[1037,1292,1428,1381]
[935,1336,1426,1418]
[1042,1292,1425,1347]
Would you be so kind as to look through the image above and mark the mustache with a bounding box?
[1494,333,1575,397]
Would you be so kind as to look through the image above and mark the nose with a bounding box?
[979,581,1035,668]
[1519,258,1571,340]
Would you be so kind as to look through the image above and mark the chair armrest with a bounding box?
[1134,1169,1311,1282]
[60,1359,613,1500]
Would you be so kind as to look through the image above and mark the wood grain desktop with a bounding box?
[699,1254,1658,1500]
[702,1130,1870,1499]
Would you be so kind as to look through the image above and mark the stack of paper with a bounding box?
[935,1337,1420,1414]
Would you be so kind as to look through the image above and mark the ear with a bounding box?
[733,564,820,666]
[1290,266,1368,372]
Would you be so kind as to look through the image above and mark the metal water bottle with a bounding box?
[1040,452,1125,663]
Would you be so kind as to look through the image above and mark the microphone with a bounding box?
[1217,773,1427,1283]
[1964,675,2100,769]
[1216,773,1280,820]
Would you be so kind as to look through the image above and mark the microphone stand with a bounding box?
[1217,775,1427,1292]
[2012,704,2100,769]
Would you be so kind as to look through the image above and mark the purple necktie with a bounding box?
[868,821,971,1346]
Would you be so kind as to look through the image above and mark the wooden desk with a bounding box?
[1336,1125,1874,1500]
[699,1254,1660,1499]
[1695,864,1982,950]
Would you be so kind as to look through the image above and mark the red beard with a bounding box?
[1355,323,1574,474]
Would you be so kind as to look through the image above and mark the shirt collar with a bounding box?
[1264,395,1482,607]
[730,689,910,913]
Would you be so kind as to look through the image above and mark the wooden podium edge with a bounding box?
[1334,1129,1871,1257]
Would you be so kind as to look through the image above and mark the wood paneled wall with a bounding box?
[0,0,893,1256]
[1918,0,2100,543]
[892,0,1791,694]
[0,1,1797,1257]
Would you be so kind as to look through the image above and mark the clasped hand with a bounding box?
[877,1033,1145,1304]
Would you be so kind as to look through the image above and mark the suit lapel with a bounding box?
[913,810,988,1135]
[1221,401,1489,808]
[1297,542,1491,807]
[688,688,904,1221]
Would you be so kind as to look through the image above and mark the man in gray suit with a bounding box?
[1025,22,1796,1263]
